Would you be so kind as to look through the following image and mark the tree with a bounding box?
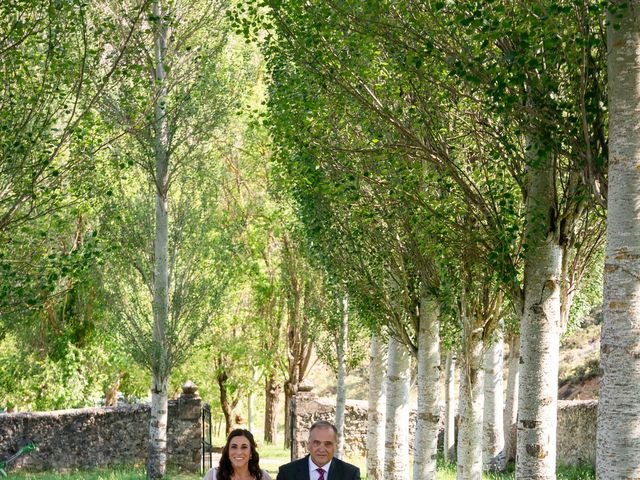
[96,0,236,475]
[597,2,640,477]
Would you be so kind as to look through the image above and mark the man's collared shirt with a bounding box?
[309,457,332,480]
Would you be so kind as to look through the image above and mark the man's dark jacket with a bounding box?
[275,455,360,480]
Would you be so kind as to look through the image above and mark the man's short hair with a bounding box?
[309,420,338,436]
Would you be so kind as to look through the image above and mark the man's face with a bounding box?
[308,426,337,467]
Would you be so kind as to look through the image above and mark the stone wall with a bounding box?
[0,382,202,473]
[556,400,597,467]
[293,393,597,468]
[292,392,419,459]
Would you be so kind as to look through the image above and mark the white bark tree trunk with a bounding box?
[516,139,562,480]
[367,334,387,480]
[384,336,410,480]
[456,330,484,480]
[597,3,640,477]
[444,351,457,464]
[413,291,441,480]
[483,334,504,472]
[147,2,171,477]
[335,294,349,459]
[501,334,520,470]
[148,375,169,479]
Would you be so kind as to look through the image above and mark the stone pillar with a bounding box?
[168,381,202,472]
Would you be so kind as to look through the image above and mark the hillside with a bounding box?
[558,309,602,400]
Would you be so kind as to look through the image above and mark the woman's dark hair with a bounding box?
[217,429,262,480]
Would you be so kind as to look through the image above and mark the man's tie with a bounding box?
[316,467,325,480]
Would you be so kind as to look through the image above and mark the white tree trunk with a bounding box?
[335,294,349,459]
[366,334,387,480]
[444,351,456,464]
[148,375,169,479]
[516,139,562,480]
[597,3,640,477]
[413,291,441,480]
[482,334,504,472]
[501,334,519,470]
[456,335,484,480]
[148,2,171,477]
[384,336,411,480]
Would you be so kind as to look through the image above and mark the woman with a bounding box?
[203,429,272,480]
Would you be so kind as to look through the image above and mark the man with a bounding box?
[276,420,360,480]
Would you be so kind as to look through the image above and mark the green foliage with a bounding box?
[0,335,107,410]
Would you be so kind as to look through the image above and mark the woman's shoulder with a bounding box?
[260,469,273,480]
[203,467,218,480]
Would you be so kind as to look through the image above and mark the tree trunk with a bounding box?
[501,334,520,470]
[384,336,410,480]
[335,294,349,459]
[218,370,235,436]
[147,375,169,479]
[444,351,456,464]
[283,380,297,450]
[413,291,440,480]
[147,2,170,477]
[366,334,386,480]
[264,372,281,444]
[516,139,562,480]
[597,3,640,477]
[482,334,504,472]
[456,329,484,480]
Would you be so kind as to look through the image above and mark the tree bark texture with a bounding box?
[264,372,281,444]
[148,2,170,477]
[366,334,387,480]
[501,334,520,469]
[413,292,441,480]
[516,140,562,480]
[335,294,349,459]
[384,336,410,480]
[597,3,640,478]
[483,334,504,472]
[456,326,484,480]
[147,375,169,479]
[444,351,457,464]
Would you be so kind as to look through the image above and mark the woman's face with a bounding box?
[228,435,252,470]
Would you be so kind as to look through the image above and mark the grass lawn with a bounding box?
[6,443,595,480]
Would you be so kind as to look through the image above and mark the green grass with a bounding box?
[435,457,595,480]
[6,456,595,480]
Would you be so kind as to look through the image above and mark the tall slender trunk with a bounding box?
[366,334,386,480]
[516,139,562,480]
[147,375,169,479]
[413,290,440,480]
[384,336,410,480]
[501,334,520,470]
[456,328,484,480]
[335,294,349,459]
[597,3,640,477]
[147,2,170,477]
[283,380,297,450]
[482,334,504,472]
[218,368,235,436]
[264,372,281,444]
[444,351,457,464]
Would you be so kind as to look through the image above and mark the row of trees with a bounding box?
[231,0,638,479]
[1,0,366,478]
[3,0,639,479]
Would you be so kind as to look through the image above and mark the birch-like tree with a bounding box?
[597,2,640,477]
[384,336,411,480]
[366,334,387,480]
[97,0,237,475]
[483,331,504,471]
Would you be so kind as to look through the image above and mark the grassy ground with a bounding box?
[6,460,596,480]
[6,439,594,479]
